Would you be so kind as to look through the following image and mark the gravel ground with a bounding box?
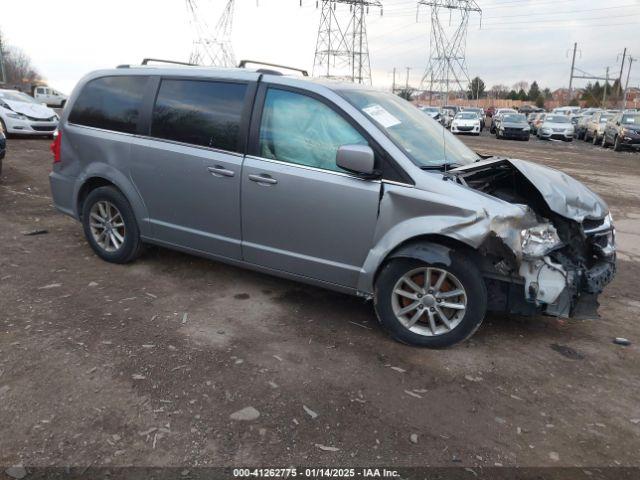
[1,132,639,469]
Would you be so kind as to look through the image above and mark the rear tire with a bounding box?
[82,186,142,264]
[374,253,487,348]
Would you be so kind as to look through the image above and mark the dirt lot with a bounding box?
[1,132,639,470]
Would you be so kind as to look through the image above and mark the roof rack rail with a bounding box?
[238,60,308,77]
[141,58,199,67]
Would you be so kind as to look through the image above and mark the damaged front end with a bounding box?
[452,158,616,319]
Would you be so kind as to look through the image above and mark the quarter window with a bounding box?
[68,76,148,134]
[259,88,367,172]
[151,79,247,152]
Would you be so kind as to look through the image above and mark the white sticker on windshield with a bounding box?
[363,104,401,128]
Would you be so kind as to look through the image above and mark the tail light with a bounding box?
[50,130,61,164]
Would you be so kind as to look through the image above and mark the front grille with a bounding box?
[553,128,565,132]
[457,126,473,131]
[31,125,56,132]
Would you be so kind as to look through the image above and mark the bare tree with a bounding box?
[512,81,529,93]
[489,84,509,99]
[0,29,41,87]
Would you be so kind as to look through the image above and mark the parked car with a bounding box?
[419,106,441,121]
[495,113,530,141]
[33,86,69,108]
[461,107,485,130]
[602,111,640,151]
[441,105,460,116]
[451,111,481,135]
[49,64,616,348]
[537,114,574,141]
[0,123,5,175]
[531,112,546,135]
[490,108,517,134]
[575,114,594,140]
[440,109,455,129]
[0,89,59,137]
[584,111,614,144]
[553,106,580,116]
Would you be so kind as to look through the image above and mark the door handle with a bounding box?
[248,174,278,185]
[207,165,235,178]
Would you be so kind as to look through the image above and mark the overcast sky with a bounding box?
[1,0,638,95]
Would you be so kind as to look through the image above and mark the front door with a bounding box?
[129,78,250,259]
[241,87,381,288]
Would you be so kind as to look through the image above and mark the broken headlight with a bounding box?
[521,224,562,258]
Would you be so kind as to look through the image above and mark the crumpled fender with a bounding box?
[356,181,537,295]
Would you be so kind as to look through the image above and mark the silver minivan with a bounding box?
[49,63,616,348]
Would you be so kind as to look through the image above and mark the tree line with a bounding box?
[0,29,41,87]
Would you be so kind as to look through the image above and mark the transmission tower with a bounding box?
[312,1,382,85]
[418,0,481,103]
[186,0,236,67]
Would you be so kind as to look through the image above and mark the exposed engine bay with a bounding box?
[451,158,616,318]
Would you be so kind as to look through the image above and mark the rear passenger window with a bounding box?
[151,80,247,152]
[69,76,148,134]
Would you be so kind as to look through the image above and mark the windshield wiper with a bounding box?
[420,163,463,171]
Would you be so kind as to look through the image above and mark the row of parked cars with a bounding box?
[573,109,640,151]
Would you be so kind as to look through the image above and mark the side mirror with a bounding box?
[336,144,376,176]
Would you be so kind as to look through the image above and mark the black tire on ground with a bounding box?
[81,186,142,264]
[374,253,487,348]
[60,100,66,109]
[593,134,599,145]
[524,135,530,141]
[584,132,591,142]
[614,135,623,152]
[601,135,608,148]
[0,118,7,137]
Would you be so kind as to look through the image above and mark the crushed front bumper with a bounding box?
[522,218,616,318]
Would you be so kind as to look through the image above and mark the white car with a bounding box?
[33,86,68,107]
[0,89,59,136]
[537,114,574,141]
[450,111,481,135]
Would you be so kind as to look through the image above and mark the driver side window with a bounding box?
[259,88,368,173]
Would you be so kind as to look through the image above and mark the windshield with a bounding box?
[339,89,480,167]
[545,115,570,124]
[0,90,39,104]
[622,114,640,124]
[503,114,527,123]
[455,112,478,120]
[421,107,439,112]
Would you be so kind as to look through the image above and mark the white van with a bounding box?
[33,86,68,108]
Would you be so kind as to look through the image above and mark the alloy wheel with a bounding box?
[89,200,126,252]
[391,267,467,337]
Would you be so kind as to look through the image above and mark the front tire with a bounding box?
[613,135,623,151]
[374,254,487,348]
[82,186,142,264]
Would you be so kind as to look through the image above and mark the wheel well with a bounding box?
[374,234,478,285]
[77,177,117,218]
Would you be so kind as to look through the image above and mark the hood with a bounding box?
[452,158,608,222]
[2,100,56,120]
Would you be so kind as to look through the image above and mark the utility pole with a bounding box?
[405,67,411,90]
[623,56,635,110]
[568,42,577,100]
[617,47,627,101]
[602,67,609,108]
[392,67,396,93]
